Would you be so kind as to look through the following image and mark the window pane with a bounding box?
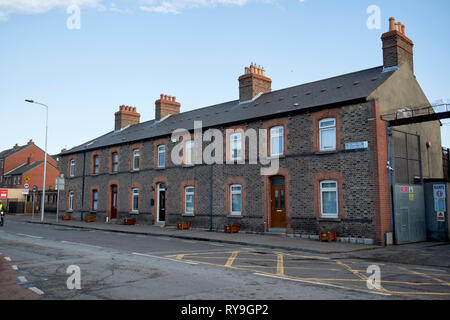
[274,190,279,208]
[321,182,337,189]
[280,190,285,209]
[231,194,242,213]
[320,128,336,150]
[320,119,335,128]
[322,191,337,215]
[185,195,194,213]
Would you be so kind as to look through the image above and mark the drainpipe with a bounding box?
[81,151,86,221]
[387,123,396,244]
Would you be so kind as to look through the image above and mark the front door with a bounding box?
[270,177,286,228]
[157,184,166,222]
[110,185,118,219]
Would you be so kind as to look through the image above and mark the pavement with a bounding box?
[6,213,380,254]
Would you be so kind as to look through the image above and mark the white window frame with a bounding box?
[133,149,140,171]
[158,145,166,168]
[320,180,338,218]
[230,133,242,161]
[184,186,195,215]
[70,159,75,177]
[132,188,139,213]
[319,118,337,151]
[69,191,74,211]
[93,155,99,174]
[230,184,242,216]
[112,153,119,172]
[185,141,195,165]
[270,126,284,157]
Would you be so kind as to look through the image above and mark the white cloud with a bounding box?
[140,0,249,14]
[0,0,104,20]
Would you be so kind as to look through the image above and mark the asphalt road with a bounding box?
[0,220,449,300]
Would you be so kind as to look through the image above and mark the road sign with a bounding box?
[0,189,7,198]
[24,183,29,189]
[56,177,65,190]
[32,186,38,192]
[25,176,30,183]
[22,189,29,195]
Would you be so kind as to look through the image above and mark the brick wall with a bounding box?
[60,101,387,242]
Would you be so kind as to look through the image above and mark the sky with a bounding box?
[0,0,449,155]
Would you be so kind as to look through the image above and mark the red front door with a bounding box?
[110,185,118,219]
[270,177,286,228]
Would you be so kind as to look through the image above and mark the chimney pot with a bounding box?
[238,64,272,102]
[389,17,395,31]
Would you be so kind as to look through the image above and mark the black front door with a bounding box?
[158,187,166,222]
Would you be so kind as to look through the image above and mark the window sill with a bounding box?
[66,210,73,213]
[317,217,341,222]
[91,173,99,177]
[315,150,338,155]
[183,164,195,168]
[228,214,243,218]
[109,172,118,175]
[154,167,166,170]
[89,211,97,214]
[130,211,139,215]
[131,169,140,173]
[182,213,195,217]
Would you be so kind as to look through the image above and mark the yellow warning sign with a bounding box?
[409,187,414,201]
[437,212,445,222]
[25,176,30,183]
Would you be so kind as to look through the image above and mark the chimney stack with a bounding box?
[155,94,181,120]
[28,139,34,145]
[381,17,414,72]
[114,105,140,131]
[238,64,272,102]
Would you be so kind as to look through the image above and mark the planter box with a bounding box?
[224,224,240,234]
[177,221,191,230]
[84,216,96,223]
[123,218,136,225]
[62,214,71,221]
[319,231,337,242]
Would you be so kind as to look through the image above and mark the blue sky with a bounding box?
[0,0,449,155]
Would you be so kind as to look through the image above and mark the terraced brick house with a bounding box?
[59,18,444,245]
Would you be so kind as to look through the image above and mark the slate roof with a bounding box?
[4,161,43,176]
[0,145,29,159]
[62,66,396,156]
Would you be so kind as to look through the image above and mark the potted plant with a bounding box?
[123,218,136,225]
[62,214,71,221]
[84,216,96,223]
[319,229,337,242]
[177,221,191,230]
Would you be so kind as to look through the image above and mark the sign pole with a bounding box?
[56,188,59,222]
[31,192,35,221]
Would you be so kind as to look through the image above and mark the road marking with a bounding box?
[18,276,28,283]
[225,251,239,268]
[157,237,171,241]
[253,273,392,296]
[4,257,11,261]
[276,253,284,276]
[60,240,103,249]
[11,265,18,270]
[28,287,44,295]
[132,252,198,265]
[208,243,225,247]
[182,240,196,244]
[17,233,43,239]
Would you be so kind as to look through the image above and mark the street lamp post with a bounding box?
[25,99,48,223]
